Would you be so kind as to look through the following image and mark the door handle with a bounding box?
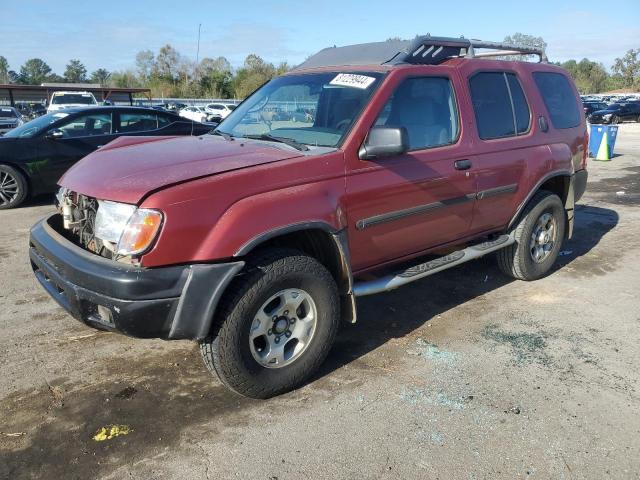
[454,159,472,170]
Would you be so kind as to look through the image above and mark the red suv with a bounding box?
[29,37,588,398]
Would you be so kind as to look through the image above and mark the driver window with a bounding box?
[375,77,458,150]
[56,113,112,138]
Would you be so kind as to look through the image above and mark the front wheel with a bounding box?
[0,164,28,210]
[200,248,340,399]
[497,190,566,281]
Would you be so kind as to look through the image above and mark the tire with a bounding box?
[611,115,619,125]
[497,190,566,281]
[200,248,340,399]
[0,164,28,210]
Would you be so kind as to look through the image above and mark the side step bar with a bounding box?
[353,235,514,297]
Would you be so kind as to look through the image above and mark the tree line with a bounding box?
[0,36,638,98]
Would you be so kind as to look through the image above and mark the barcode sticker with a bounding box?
[329,73,376,89]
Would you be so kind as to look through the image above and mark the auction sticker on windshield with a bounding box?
[329,73,376,89]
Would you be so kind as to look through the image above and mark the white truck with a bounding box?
[47,91,98,113]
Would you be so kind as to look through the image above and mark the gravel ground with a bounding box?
[1,125,639,480]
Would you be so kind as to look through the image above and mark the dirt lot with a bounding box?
[1,125,639,480]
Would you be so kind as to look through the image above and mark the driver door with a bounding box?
[37,112,115,189]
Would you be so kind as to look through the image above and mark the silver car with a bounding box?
[0,107,24,136]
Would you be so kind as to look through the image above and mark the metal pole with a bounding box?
[196,23,202,66]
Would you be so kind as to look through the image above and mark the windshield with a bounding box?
[0,108,17,118]
[217,72,384,148]
[4,112,69,138]
[51,94,96,105]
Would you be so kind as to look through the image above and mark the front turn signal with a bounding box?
[116,209,163,256]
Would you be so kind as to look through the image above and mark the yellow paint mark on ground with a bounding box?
[92,424,132,441]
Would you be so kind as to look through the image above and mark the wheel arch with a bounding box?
[235,223,357,324]
[508,170,575,239]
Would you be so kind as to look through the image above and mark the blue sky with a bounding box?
[2,0,639,74]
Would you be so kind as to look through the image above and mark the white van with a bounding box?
[47,91,98,113]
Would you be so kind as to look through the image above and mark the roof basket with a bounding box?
[294,35,548,71]
[402,36,548,65]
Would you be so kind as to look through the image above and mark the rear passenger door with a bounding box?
[345,72,477,272]
[465,71,536,234]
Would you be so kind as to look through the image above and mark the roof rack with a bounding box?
[295,35,547,70]
[401,35,548,64]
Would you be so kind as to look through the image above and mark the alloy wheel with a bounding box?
[249,288,317,368]
[0,170,19,206]
[529,212,557,263]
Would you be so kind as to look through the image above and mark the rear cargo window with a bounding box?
[469,72,531,140]
[533,72,581,129]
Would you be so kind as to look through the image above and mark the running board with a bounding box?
[353,235,514,297]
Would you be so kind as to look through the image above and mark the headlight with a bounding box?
[94,201,162,256]
[603,113,612,119]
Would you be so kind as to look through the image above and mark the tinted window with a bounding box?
[506,74,531,134]
[533,72,581,129]
[119,113,160,132]
[56,113,112,138]
[157,114,173,127]
[375,77,459,150]
[469,72,515,139]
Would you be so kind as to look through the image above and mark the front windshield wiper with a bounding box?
[243,133,309,152]
[212,129,234,141]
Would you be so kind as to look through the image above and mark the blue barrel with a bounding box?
[588,124,619,159]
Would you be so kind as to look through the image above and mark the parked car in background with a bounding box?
[47,91,98,113]
[205,103,236,120]
[0,106,212,209]
[589,102,640,124]
[0,107,24,135]
[180,106,217,123]
[15,102,47,121]
[29,36,588,399]
[583,101,608,117]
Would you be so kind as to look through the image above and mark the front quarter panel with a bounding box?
[139,150,346,267]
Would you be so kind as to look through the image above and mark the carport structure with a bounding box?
[0,83,151,107]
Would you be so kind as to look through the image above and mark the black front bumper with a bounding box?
[29,215,244,340]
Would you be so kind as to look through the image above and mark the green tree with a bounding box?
[198,56,234,98]
[502,33,547,61]
[612,49,640,89]
[64,59,87,83]
[135,50,155,81]
[0,56,9,83]
[154,44,181,81]
[19,58,52,85]
[90,68,111,85]
[233,54,276,98]
[560,58,609,93]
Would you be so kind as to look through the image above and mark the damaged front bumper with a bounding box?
[29,214,243,340]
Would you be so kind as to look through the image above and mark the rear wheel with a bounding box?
[498,190,565,281]
[200,248,340,399]
[0,165,28,210]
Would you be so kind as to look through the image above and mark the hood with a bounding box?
[592,108,617,115]
[60,135,305,204]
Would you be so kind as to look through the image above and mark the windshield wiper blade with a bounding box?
[212,129,234,141]
[244,133,309,151]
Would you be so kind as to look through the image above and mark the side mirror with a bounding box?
[45,129,64,140]
[359,126,409,160]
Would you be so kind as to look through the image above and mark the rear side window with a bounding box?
[469,72,531,140]
[533,72,581,129]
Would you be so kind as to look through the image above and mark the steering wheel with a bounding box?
[336,119,352,131]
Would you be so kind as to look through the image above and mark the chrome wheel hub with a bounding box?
[530,212,557,263]
[249,288,317,368]
[0,171,19,206]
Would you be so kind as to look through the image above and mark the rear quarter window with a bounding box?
[533,72,581,129]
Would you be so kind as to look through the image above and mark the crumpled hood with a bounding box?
[60,135,304,204]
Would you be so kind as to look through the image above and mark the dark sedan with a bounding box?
[582,101,608,117]
[0,106,212,209]
[0,107,24,136]
[588,102,640,124]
